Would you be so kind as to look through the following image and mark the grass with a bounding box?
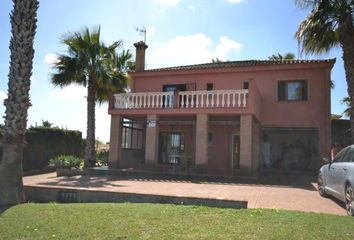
[0,203,353,240]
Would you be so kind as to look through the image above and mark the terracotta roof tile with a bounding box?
[140,59,335,72]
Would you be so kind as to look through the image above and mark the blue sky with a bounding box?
[0,0,347,142]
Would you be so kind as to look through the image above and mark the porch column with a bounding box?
[240,114,253,175]
[145,114,159,168]
[108,115,122,168]
[195,114,208,171]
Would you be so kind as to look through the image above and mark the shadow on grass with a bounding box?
[0,205,13,215]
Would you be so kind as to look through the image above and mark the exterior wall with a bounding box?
[208,124,239,174]
[108,115,122,168]
[195,114,208,171]
[252,119,261,171]
[145,115,159,169]
[120,149,145,168]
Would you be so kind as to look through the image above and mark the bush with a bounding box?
[96,150,108,166]
[49,155,83,169]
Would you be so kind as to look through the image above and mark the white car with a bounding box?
[318,145,354,216]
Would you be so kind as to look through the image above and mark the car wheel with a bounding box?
[345,184,354,216]
[317,174,328,197]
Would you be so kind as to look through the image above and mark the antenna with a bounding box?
[135,26,147,43]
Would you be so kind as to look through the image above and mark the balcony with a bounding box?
[114,89,249,110]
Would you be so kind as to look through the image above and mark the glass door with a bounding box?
[159,133,184,168]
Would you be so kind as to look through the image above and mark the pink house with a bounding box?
[108,41,335,177]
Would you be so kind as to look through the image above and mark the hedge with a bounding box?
[22,127,83,171]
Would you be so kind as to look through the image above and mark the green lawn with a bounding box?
[0,203,353,240]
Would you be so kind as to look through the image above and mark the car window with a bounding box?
[333,148,348,163]
[348,149,354,163]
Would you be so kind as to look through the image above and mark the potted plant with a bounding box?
[49,155,83,177]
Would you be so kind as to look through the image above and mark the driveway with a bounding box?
[23,172,346,215]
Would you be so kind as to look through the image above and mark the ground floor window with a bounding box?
[158,132,185,165]
[261,127,318,170]
[122,119,143,149]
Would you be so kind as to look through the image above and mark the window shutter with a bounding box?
[302,80,308,100]
[278,81,286,101]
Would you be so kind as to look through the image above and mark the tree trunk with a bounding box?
[339,16,354,144]
[0,138,25,205]
[84,76,97,168]
[0,0,39,206]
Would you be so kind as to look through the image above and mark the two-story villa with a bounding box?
[108,41,334,177]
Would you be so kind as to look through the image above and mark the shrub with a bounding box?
[49,155,83,169]
[96,150,108,166]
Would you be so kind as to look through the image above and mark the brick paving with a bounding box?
[23,172,346,216]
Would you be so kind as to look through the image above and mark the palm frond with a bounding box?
[341,96,352,118]
[295,0,353,55]
[296,10,339,54]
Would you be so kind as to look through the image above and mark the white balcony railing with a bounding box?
[115,92,174,109]
[114,89,248,109]
[178,89,248,108]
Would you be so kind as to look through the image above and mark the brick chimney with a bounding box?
[134,41,148,72]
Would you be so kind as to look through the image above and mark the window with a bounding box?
[278,80,308,101]
[243,81,249,89]
[333,148,348,163]
[207,83,213,91]
[122,119,143,149]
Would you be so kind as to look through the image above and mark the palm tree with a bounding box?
[211,57,223,63]
[51,27,131,168]
[295,0,354,141]
[0,0,39,206]
[342,96,351,118]
[268,52,296,60]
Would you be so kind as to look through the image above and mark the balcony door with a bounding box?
[162,84,186,108]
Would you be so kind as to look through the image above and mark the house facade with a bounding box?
[108,41,334,177]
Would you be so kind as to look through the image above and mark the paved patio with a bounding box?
[23,172,347,216]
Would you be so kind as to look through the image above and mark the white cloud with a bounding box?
[0,91,7,101]
[52,84,86,100]
[216,36,243,60]
[188,5,196,11]
[147,33,243,68]
[152,0,180,7]
[43,53,59,65]
[226,0,242,4]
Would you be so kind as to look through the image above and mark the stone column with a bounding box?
[195,114,208,171]
[240,114,253,175]
[108,115,122,168]
[145,115,159,169]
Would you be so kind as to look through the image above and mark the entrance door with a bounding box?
[231,134,240,170]
[159,133,184,167]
